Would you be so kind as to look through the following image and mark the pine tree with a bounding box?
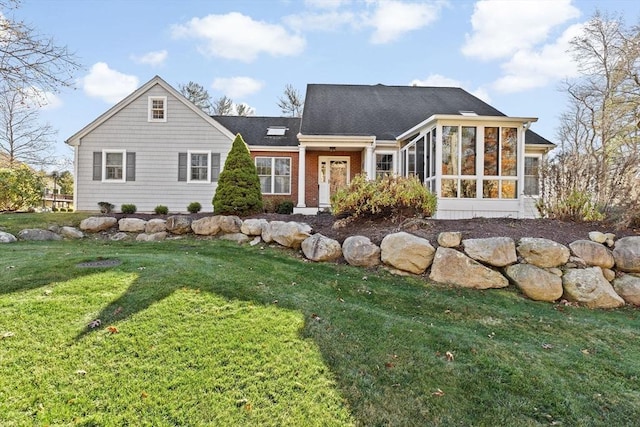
[212,134,263,215]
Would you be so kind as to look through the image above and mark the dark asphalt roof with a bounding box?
[212,116,301,147]
[300,84,507,140]
[525,129,555,146]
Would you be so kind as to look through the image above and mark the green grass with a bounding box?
[0,212,92,235]
[1,214,640,426]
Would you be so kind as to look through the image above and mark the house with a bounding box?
[67,76,554,218]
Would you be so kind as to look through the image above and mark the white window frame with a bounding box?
[102,149,126,183]
[256,156,292,195]
[187,150,211,183]
[375,151,396,178]
[148,96,167,122]
[524,154,542,197]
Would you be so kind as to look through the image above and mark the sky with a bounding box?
[11,0,640,171]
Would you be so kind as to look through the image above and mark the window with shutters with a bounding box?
[103,150,126,182]
[178,152,221,183]
[148,96,167,122]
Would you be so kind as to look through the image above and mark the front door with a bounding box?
[318,156,350,207]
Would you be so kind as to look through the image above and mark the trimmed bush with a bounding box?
[187,202,202,214]
[276,200,294,214]
[98,202,114,214]
[331,174,437,219]
[212,134,263,216]
[154,205,169,215]
[121,204,137,214]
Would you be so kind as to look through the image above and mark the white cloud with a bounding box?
[211,77,264,99]
[131,50,168,67]
[284,10,356,32]
[22,86,63,110]
[171,13,306,62]
[492,23,583,93]
[367,0,443,44]
[462,0,580,60]
[81,62,139,104]
[411,74,461,87]
[304,0,352,9]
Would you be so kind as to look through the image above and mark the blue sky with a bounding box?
[13,0,640,170]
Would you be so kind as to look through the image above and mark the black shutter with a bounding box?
[178,152,187,181]
[93,152,102,181]
[126,152,136,181]
[211,153,220,182]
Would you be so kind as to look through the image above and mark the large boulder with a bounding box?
[270,221,312,249]
[429,247,509,289]
[241,218,268,236]
[504,264,563,302]
[219,233,251,244]
[118,218,147,233]
[145,219,167,234]
[18,229,62,241]
[165,215,192,235]
[380,232,435,274]
[437,231,462,248]
[463,237,517,267]
[562,267,625,308]
[136,232,168,242]
[517,237,570,268]
[613,236,640,273]
[613,274,640,306]
[569,240,615,269]
[191,216,221,236]
[0,231,17,243]
[218,215,242,233]
[302,234,342,262]
[60,226,84,239]
[261,222,274,243]
[342,236,381,267]
[79,216,117,232]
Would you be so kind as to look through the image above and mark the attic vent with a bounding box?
[266,126,288,136]
[459,110,478,116]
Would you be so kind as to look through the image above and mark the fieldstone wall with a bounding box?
[4,215,640,309]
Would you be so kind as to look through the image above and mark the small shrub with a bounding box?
[98,201,115,214]
[51,207,58,212]
[537,190,604,222]
[187,202,202,214]
[154,205,169,215]
[121,204,137,214]
[331,174,437,219]
[276,200,294,214]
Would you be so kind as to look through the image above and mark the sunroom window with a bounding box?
[441,125,477,198]
[482,127,518,199]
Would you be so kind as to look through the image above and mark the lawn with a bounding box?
[2,214,640,426]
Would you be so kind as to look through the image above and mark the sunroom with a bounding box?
[396,115,546,219]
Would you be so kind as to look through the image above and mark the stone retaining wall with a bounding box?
[3,215,639,309]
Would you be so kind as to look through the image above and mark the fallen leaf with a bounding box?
[581,349,590,355]
[311,313,321,321]
[141,392,148,399]
[1,331,15,339]
[107,326,119,334]
[75,370,87,376]
[113,307,123,316]
[338,298,345,303]
[43,289,52,296]
[445,351,454,362]
[385,362,395,369]
[432,388,445,397]
[542,343,553,350]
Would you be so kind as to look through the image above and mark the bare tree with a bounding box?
[0,89,57,167]
[277,84,304,117]
[0,0,81,96]
[179,81,212,114]
[235,103,255,117]
[212,95,234,116]
[541,11,640,226]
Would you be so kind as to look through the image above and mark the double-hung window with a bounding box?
[256,157,291,194]
[375,153,394,178]
[188,151,210,182]
[148,96,167,122]
[524,155,541,196]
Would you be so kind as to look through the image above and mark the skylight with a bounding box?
[459,111,478,116]
[266,126,288,136]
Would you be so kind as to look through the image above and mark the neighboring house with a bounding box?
[67,76,555,218]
